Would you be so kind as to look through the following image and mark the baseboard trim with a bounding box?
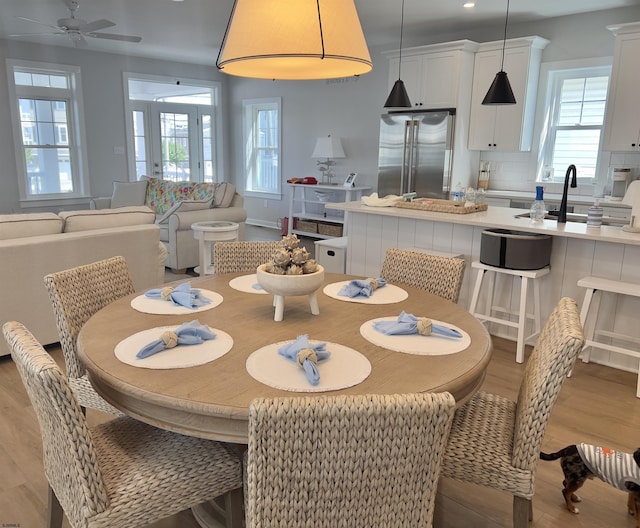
[246,218,279,229]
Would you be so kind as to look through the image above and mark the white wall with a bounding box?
[1,5,640,224]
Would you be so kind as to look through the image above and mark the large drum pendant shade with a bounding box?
[216,0,373,80]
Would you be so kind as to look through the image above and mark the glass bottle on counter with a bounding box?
[530,186,546,222]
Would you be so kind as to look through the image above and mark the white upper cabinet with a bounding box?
[603,22,640,152]
[385,40,479,109]
[468,36,549,151]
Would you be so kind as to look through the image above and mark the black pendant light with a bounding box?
[384,0,411,108]
[482,0,516,105]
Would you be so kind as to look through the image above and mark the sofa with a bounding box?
[90,177,247,272]
[0,207,167,357]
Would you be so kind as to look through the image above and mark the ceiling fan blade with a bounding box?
[15,16,65,32]
[87,32,142,43]
[81,19,116,33]
[8,32,64,38]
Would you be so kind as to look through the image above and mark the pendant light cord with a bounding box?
[316,0,326,59]
[397,0,405,79]
[500,0,510,71]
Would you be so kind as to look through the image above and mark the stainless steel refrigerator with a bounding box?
[377,109,455,199]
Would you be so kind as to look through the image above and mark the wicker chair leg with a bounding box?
[47,485,64,528]
[224,487,244,528]
[513,496,532,527]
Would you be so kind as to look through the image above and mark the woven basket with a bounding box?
[395,199,488,214]
[296,220,318,234]
[318,222,343,237]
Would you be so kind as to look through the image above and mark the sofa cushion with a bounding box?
[60,206,156,232]
[111,180,149,208]
[155,198,214,224]
[0,213,64,240]
[212,182,236,208]
[144,177,195,215]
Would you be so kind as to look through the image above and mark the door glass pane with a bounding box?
[201,114,215,182]
[160,112,190,181]
[133,110,147,178]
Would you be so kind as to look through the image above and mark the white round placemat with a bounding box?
[246,340,371,392]
[130,289,222,315]
[360,317,470,355]
[115,325,233,369]
[228,274,268,294]
[323,281,408,304]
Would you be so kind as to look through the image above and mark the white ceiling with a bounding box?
[0,0,638,66]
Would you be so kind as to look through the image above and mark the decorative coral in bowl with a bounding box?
[256,264,325,297]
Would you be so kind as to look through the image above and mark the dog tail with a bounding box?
[540,445,579,461]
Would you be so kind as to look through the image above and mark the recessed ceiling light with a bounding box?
[464,2,475,7]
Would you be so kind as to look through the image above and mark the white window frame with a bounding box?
[6,59,90,205]
[243,97,282,199]
[537,60,611,184]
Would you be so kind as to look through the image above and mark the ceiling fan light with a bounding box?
[216,0,372,80]
[384,79,412,108]
[482,70,516,105]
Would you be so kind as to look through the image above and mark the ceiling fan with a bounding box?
[9,0,142,47]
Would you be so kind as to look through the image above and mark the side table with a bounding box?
[191,221,239,276]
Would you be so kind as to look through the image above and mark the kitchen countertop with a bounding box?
[326,201,640,246]
[484,189,631,209]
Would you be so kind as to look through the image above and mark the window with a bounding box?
[243,98,281,197]
[540,65,610,182]
[7,60,89,201]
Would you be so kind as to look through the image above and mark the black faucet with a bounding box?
[558,164,577,224]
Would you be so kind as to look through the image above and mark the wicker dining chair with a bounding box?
[245,392,456,528]
[440,296,585,527]
[3,321,244,528]
[213,240,285,274]
[380,248,466,303]
[43,256,136,415]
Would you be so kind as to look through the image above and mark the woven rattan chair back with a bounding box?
[44,256,135,415]
[4,321,244,528]
[213,240,285,274]
[44,256,135,380]
[441,296,584,528]
[246,392,455,528]
[380,248,465,303]
[4,321,110,526]
[512,296,585,471]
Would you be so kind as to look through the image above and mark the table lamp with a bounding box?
[622,179,640,233]
[312,135,345,184]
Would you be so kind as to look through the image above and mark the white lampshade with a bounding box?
[216,0,373,80]
[312,136,345,159]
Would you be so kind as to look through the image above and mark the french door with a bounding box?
[132,102,215,182]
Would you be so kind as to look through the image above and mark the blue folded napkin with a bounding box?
[338,277,387,298]
[145,282,211,309]
[278,334,331,385]
[136,320,216,359]
[373,311,462,339]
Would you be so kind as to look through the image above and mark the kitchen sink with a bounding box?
[514,211,628,226]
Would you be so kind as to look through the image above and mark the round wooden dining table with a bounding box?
[78,272,492,445]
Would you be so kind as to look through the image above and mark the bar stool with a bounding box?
[469,261,550,363]
[577,276,640,397]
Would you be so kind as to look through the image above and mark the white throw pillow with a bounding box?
[111,180,149,208]
[155,198,214,224]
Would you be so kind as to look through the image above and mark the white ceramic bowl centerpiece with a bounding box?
[256,234,324,321]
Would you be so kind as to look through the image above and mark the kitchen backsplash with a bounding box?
[479,150,640,197]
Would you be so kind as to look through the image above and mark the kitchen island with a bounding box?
[326,200,640,373]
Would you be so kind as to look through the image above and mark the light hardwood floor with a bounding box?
[1,335,639,527]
